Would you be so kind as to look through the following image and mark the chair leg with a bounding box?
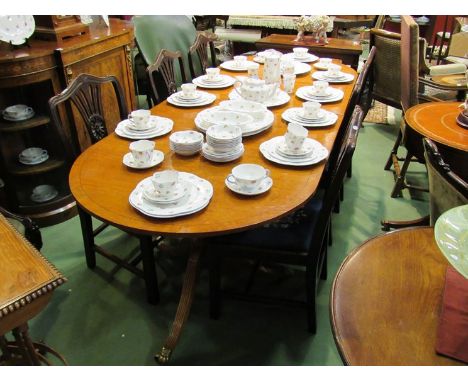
[328,218,333,246]
[77,206,96,269]
[384,129,402,171]
[209,251,221,320]
[305,261,317,334]
[339,183,344,202]
[139,235,160,305]
[346,161,352,178]
[391,151,412,198]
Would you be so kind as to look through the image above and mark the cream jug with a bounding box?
[263,52,282,85]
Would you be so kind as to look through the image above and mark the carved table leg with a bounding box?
[155,239,203,364]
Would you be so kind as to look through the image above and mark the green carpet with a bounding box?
[24,116,431,366]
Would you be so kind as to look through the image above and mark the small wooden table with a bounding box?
[69,61,357,363]
[255,34,363,70]
[0,213,67,365]
[405,101,468,180]
[330,227,465,366]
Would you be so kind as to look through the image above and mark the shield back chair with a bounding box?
[382,138,468,231]
[133,15,197,107]
[206,106,364,334]
[49,73,160,304]
[188,31,218,79]
[147,49,187,105]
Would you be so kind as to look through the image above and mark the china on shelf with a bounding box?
[226,163,273,196]
[0,15,35,45]
[3,104,35,121]
[123,139,164,169]
[129,171,213,218]
[19,147,49,165]
[30,184,58,203]
[169,130,204,156]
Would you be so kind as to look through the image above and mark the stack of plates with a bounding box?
[260,136,329,166]
[192,74,236,89]
[115,116,173,139]
[312,71,354,83]
[169,131,204,156]
[129,172,213,218]
[228,89,290,108]
[167,90,216,107]
[282,107,338,127]
[283,52,319,63]
[202,125,244,162]
[296,86,344,103]
[195,105,274,137]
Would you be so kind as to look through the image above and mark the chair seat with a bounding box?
[209,194,323,253]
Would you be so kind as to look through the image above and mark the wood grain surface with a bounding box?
[69,60,356,237]
[330,227,465,366]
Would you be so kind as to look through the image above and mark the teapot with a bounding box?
[234,77,278,103]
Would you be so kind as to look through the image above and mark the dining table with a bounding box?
[69,56,357,363]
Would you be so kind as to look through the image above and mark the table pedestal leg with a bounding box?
[155,240,203,364]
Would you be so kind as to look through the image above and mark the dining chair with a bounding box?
[147,49,187,105]
[133,15,197,107]
[382,138,468,230]
[48,73,161,304]
[0,206,42,250]
[188,31,218,79]
[206,106,365,334]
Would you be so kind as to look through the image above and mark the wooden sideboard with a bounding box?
[0,18,135,227]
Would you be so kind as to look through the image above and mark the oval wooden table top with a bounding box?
[405,101,468,152]
[330,227,465,366]
[69,61,356,237]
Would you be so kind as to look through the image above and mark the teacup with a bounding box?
[327,63,342,77]
[181,83,197,98]
[312,80,329,96]
[281,59,295,75]
[285,123,308,150]
[151,170,179,196]
[129,140,155,166]
[303,101,321,119]
[282,73,296,94]
[128,109,151,130]
[206,67,220,80]
[293,47,308,58]
[233,55,247,68]
[246,62,260,79]
[20,147,47,161]
[32,184,56,198]
[227,163,270,191]
[318,57,332,67]
[3,104,33,119]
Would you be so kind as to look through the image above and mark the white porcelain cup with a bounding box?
[227,163,270,191]
[319,57,332,67]
[327,63,342,77]
[282,59,295,75]
[233,55,247,67]
[181,83,197,98]
[247,62,260,79]
[303,101,321,119]
[32,184,55,198]
[293,47,308,58]
[151,170,179,197]
[4,104,33,118]
[20,147,47,160]
[282,73,296,94]
[129,140,155,166]
[285,123,308,150]
[128,109,151,130]
[313,80,329,96]
[206,67,220,80]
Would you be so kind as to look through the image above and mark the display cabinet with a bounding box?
[0,18,135,226]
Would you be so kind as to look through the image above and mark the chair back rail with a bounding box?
[188,31,218,79]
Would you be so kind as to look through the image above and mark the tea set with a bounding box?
[123,139,164,169]
[19,147,49,165]
[30,184,58,203]
[116,109,173,139]
[225,163,273,196]
[167,83,217,107]
[169,130,204,156]
[3,104,35,121]
[296,79,344,103]
[192,67,236,89]
[220,55,251,71]
[282,100,338,127]
[312,63,355,83]
[202,124,244,162]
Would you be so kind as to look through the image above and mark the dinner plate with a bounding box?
[434,205,468,278]
[296,86,344,103]
[225,176,273,196]
[312,71,355,83]
[282,52,319,63]
[0,15,35,45]
[115,117,173,139]
[282,108,338,127]
[123,150,164,169]
[167,92,216,107]
[220,60,250,71]
[313,62,332,71]
[192,74,236,89]
[228,89,290,108]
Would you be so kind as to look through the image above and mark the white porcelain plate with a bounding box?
[123,150,164,169]
[312,71,355,83]
[296,86,344,103]
[220,60,250,71]
[115,117,173,139]
[225,176,273,196]
[167,92,216,107]
[228,89,290,108]
[192,74,236,89]
[283,52,319,63]
[282,108,338,127]
[0,15,35,45]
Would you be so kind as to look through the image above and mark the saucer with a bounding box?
[123,150,164,169]
[225,176,273,196]
[142,181,189,204]
[31,188,58,203]
[19,153,49,165]
[277,138,315,157]
[3,110,35,122]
